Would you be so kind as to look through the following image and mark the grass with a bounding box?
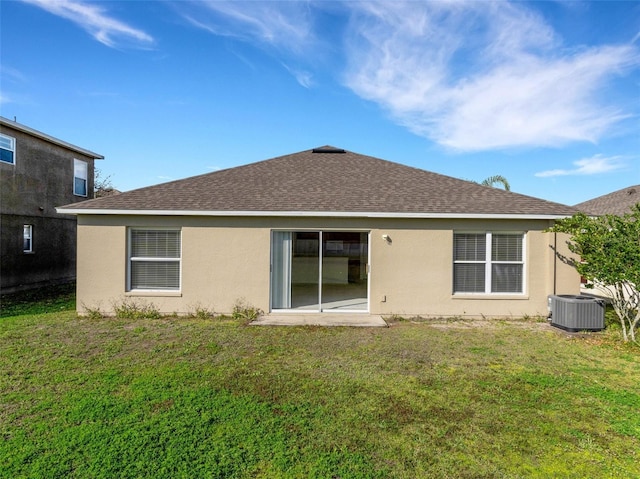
[1,288,639,478]
[0,282,75,318]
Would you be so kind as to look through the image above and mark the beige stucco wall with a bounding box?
[76,215,579,318]
[370,219,579,317]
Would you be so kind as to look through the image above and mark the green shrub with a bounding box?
[187,303,216,319]
[111,297,161,319]
[81,302,104,319]
[232,298,263,322]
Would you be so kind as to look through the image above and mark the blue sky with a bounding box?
[1,0,639,206]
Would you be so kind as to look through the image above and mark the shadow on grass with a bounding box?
[0,282,76,318]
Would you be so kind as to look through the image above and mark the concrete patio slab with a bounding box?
[250,313,388,327]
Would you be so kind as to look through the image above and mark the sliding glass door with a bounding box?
[271,231,368,312]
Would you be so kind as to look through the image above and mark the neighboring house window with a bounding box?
[453,232,525,294]
[74,159,88,196]
[128,229,181,291]
[23,225,33,253]
[0,133,16,165]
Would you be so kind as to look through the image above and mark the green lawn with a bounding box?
[1,288,639,478]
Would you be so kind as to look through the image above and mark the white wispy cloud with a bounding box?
[282,64,314,89]
[176,0,638,151]
[177,0,318,87]
[0,65,28,84]
[21,0,154,48]
[535,155,626,177]
[343,1,639,151]
[180,1,315,55]
[0,65,27,104]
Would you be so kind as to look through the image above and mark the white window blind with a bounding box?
[453,233,486,293]
[129,230,180,290]
[491,234,523,293]
[454,232,524,294]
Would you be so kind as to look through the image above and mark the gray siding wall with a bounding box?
[0,124,96,292]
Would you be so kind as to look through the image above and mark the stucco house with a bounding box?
[1,116,103,292]
[58,146,579,318]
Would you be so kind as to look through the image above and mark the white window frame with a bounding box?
[127,228,182,292]
[73,159,88,197]
[0,133,16,165]
[23,224,33,253]
[453,231,526,295]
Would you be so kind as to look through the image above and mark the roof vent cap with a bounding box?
[312,146,345,154]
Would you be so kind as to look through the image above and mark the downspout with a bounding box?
[553,231,557,295]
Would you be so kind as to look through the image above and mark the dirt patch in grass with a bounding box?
[390,316,550,330]
[395,316,613,341]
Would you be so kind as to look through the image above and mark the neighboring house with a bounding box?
[58,146,579,318]
[574,185,640,216]
[0,117,104,292]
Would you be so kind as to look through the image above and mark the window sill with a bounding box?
[23,251,35,255]
[452,294,529,300]
[126,291,182,297]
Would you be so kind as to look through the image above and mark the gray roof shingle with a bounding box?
[574,185,640,216]
[59,146,576,217]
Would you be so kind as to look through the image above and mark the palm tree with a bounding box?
[481,175,510,191]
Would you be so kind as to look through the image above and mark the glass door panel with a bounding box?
[290,232,320,310]
[321,232,368,311]
[271,231,292,309]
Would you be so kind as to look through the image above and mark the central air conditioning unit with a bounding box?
[548,295,605,332]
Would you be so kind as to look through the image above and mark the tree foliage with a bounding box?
[548,205,640,342]
[94,168,117,198]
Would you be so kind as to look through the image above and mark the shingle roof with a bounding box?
[59,146,576,217]
[574,185,640,216]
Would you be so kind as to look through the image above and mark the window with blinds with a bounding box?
[129,229,181,290]
[453,232,524,294]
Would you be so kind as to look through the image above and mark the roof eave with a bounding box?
[56,208,574,220]
[0,116,104,159]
